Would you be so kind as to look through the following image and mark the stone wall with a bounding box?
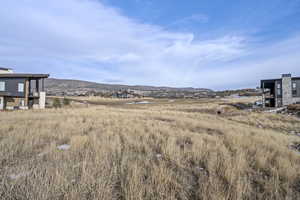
[282,74,293,106]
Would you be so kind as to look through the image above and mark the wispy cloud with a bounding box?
[0,0,299,89]
[172,14,209,25]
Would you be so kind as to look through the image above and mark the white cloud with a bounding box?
[0,0,299,90]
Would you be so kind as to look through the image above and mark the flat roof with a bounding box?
[261,77,300,88]
[261,78,281,82]
[261,77,300,82]
[0,73,49,78]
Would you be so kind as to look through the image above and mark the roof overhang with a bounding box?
[260,79,280,88]
[0,73,49,78]
[0,67,13,70]
[260,76,300,88]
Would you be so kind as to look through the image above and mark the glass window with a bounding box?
[292,82,297,89]
[292,82,297,96]
[277,83,281,89]
[18,83,24,92]
[293,90,297,95]
[277,89,281,95]
[0,82,5,91]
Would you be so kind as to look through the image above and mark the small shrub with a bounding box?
[52,98,61,108]
[63,98,70,106]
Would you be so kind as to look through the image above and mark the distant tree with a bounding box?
[53,98,61,108]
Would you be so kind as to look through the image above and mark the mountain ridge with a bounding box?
[45,78,212,91]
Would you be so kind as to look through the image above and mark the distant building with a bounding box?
[0,67,49,110]
[261,74,300,107]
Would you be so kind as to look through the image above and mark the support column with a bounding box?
[36,79,39,93]
[42,79,45,92]
[282,74,292,106]
[0,97,4,110]
[262,82,265,108]
[24,79,29,107]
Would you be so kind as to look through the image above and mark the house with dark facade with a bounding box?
[0,68,49,110]
[261,74,300,107]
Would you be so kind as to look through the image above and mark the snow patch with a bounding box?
[57,144,71,150]
[9,171,30,180]
[126,101,152,105]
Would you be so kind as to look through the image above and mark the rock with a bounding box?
[126,101,152,105]
[9,171,30,180]
[195,167,204,171]
[136,101,151,104]
[38,151,48,157]
[57,144,71,150]
[265,107,287,113]
[289,142,300,152]
[156,154,162,158]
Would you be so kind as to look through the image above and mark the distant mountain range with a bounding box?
[45,78,216,98]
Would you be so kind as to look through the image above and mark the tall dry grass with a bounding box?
[0,98,300,199]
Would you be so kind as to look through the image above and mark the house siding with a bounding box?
[292,79,300,98]
[262,76,300,107]
[0,78,26,97]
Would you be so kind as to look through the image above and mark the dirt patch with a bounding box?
[206,128,224,136]
[288,104,300,111]
[153,117,175,123]
[287,104,300,118]
[180,106,245,117]
[176,136,193,150]
[292,177,300,194]
[188,126,224,136]
[180,108,217,115]
[290,142,300,153]
[221,102,253,110]
[216,105,247,117]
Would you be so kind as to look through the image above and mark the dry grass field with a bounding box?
[1,97,300,200]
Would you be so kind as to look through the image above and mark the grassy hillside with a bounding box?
[45,78,214,95]
[1,98,300,199]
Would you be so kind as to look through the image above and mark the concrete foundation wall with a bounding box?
[39,92,46,109]
[292,97,300,104]
[5,97,25,107]
[276,98,282,107]
[0,97,4,110]
[0,95,47,110]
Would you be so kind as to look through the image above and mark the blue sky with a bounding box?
[1,0,300,90]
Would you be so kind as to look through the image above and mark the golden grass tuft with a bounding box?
[0,98,300,199]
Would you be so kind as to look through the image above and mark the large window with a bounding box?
[292,82,297,96]
[18,83,24,92]
[277,83,281,89]
[0,82,5,91]
[277,83,281,96]
[277,88,281,96]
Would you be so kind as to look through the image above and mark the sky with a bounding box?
[0,0,300,90]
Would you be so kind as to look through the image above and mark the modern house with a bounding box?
[0,68,49,110]
[261,74,300,107]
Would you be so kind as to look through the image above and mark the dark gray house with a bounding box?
[261,74,300,107]
[0,68,49,110]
